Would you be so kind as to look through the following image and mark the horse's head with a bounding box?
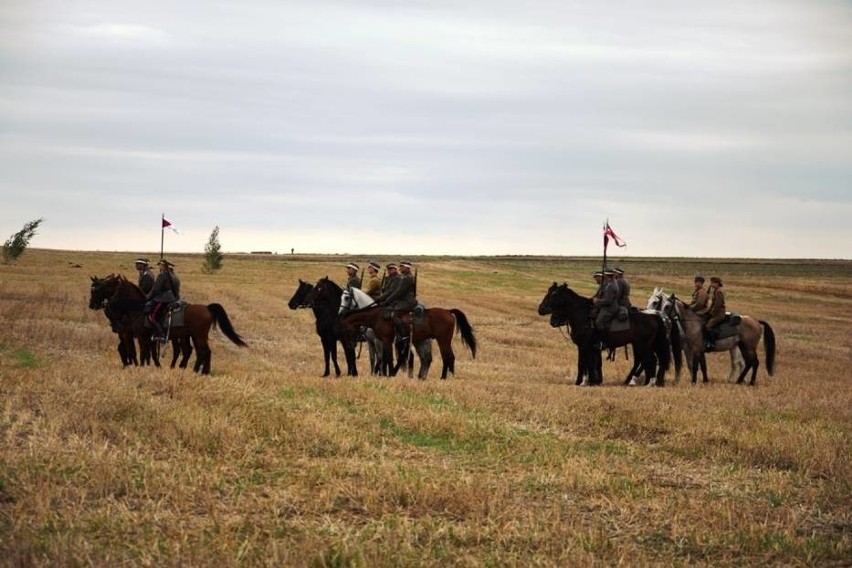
[287,279,314,310]
[537,282,560,316]
[339,286,356,315]
[89,274,121,310]
[310,276,342,308]
[646,287,665,312]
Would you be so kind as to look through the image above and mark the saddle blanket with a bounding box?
[606,317,631,334]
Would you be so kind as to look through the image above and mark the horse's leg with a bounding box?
[436,335,455,379]
[320,335,335,377]
[417,339,433,380]
[735,341,755,385]
[700,354,708,383]
[179,336,193,369]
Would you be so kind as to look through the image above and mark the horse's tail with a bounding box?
[450,309,477,358]
[759,320,776,376]
[207,303,248,347]
[668,317,683,379]
[653,319,671,374]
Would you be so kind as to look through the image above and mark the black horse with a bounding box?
[538,282,671,386]
[287,278,358,377]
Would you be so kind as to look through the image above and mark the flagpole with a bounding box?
[599,219,608,297]
[160,213,165,260]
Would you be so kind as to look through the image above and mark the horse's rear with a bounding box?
[177,303,247,374]
[736,315,776,385]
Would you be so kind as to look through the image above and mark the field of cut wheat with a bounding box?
[1,249,850,567]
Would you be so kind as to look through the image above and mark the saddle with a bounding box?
[714,312,742,340]
[162,300,189,328]
[606,312,631,334]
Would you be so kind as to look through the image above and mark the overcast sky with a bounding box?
[2,0,850,258]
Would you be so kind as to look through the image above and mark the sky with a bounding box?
[1,0,851,258]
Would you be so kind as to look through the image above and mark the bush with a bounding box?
[203,226,223,273]
[3,218,44,264]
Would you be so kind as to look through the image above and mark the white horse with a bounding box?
[339,287,434,378]
[647,288,745,383]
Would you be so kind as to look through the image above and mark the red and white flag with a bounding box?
[162,217,179,234]
[603,220,626,249]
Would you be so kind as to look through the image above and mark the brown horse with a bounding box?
[89,275,247,374]
[669,293,776,385]
[341,305,476,379]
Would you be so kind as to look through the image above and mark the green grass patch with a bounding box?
[12,348,38,369]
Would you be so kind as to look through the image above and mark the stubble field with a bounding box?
[1,249,850,567]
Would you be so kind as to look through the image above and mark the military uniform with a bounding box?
[362,262,382,299]
[687,276,709,315]
[614,267,631,309]
[146,259,181,340]
[345,263,361,289]
[135,258,155,295]
[594,274,620,330]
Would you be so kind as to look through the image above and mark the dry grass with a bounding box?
[1,249,850,567]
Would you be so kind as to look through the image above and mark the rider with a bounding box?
[613,266,631,309]
[704,276,726,350]
[135,257,155,295]
[345,262,362,289]
[362,261,382,299]
[378,261,417,338]
[146,258,181,342]
[592,268,620,340]
[687,274,709,314]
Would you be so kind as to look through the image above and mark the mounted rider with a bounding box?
[377,261,417,338]
[592,268,620,333]
[145,258,181,342]
[345,262,361,289]
[362,261,382,299]
[135,257,155,295]
[687,274,709,314]
[704,276,726,350]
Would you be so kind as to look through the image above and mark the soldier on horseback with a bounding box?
[593,268,620,334]
[145,258,181,342]
[362,261,382,299]
[704,276,726,350]
[687,274,709,314]
[613,266,631,309]
[135,258,155,295]
[345,262,362,289]
[377,261,417,339]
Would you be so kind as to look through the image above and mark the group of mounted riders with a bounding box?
[343,259,419,340]
[591,266,727,351]
[133,257,181,342]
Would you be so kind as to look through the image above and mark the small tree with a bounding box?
[3,218,44,264]
[202,225,223,273]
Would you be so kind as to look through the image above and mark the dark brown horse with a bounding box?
[287,278,358,377]
[341,304,477,379]
[538,282,670,386]
[90,275,190,368]
[89,275,246,374]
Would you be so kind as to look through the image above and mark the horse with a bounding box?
[90,275,191,368]
[339,286,432,378]
[89,274,246,374]
[538,283,670,386]
[340,300,477,380]
[287,278,358,377]
[641,287,684,384]
[653,289,775,385]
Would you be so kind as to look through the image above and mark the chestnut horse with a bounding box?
[89,275,246,374]
[340,302,477,380]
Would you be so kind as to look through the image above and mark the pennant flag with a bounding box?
[603,220,626,249]
[162,217,179,234]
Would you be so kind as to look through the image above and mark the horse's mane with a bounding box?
[559,283,592,309]
[115,274,146,299]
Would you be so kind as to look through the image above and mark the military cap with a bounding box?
[134,257,149,266]
[386,262,398,270]
[345,262,360,272]
[399,261,412,268]
[602,268,615,276]
[694,274,705,282]
[593,271,604,277]
[710,276,722,285]
[158,258,175,268]
[368,261,381,271]
[613,266,624,275]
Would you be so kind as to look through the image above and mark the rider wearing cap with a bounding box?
[362,261,382,299]
[135,257,155,295]
[593,268,620,332]
[704,276,726,349]
[687,274,709,314]
[378,261,417,337]
[146,258,181,341]
[345,262,362,289]
[613,266,631,309]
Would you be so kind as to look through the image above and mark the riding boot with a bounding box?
[392,316,407,341]
[704,329,715,352]
[151,319,166,343]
